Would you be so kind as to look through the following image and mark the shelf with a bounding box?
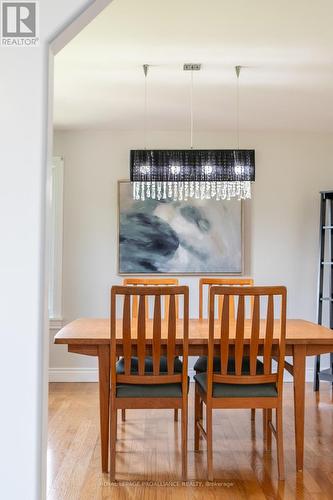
[316,196,333,382]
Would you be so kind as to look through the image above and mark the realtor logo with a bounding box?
[1,1,39,46]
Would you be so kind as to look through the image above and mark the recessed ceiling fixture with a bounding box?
[130,64,255,201]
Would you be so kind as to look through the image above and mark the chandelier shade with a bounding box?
[131,149,255,182]
[130,149,255,201]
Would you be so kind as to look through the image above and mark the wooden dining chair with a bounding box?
[196,278,257,419]
[194,286,286,481]
[110,285,189,480]
[198,277,254,320]
[121,278,180,421]
[123,278,179,319]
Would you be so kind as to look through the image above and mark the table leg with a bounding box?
[98,345,110,473]
[293,344,306,472]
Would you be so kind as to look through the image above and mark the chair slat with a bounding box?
[122,295,132,375]
[218,295,235,321]
[117,374,181,385]
[145,295,148,320]
[230,296,235,321]
[235,295,245,375]
[208,285,212,319]
[213,373,278,385]
[250,296,255,319]
[132,295,138,319]
[167,294,176,375]
[220,295,230,375]
[175,294,179,320]
[264,295,274,375]
[199,281,204,319]
[164,294,170,320]
[137,295,146,376]
[250,295,260,376]
[218,294,224,320]
[153,295,161,376]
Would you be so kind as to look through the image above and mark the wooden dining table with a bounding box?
[54,317,333,474]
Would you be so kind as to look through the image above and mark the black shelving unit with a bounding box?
[314,191,333,390]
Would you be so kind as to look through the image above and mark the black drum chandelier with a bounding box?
[130,64,255,202]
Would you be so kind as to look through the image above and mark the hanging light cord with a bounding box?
[190,69,194,149]
[235,65,241,150]
[143,64,149,150]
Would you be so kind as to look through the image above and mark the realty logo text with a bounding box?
[1,1,39,46]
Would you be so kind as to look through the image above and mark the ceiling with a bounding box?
[54,0,333,132]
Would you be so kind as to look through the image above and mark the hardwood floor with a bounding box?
[48,382,333,499]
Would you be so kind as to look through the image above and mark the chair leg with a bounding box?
[206,405,213,481]
[199,400,203,421]
[174,409,178,421]
[181,403,188,480]
[121,409,126,421]
[263,409,267,446]
[276,406,285,480]
[313,355,320,391]
[110,402,117,480]
[251,409,255,421]
[194,384,200,451]
[266,409,272,451]
[194,371,204,421]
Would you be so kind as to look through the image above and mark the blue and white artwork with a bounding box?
[118,182,242,274]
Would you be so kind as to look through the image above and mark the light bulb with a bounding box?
[140,165,151,175]
[170,165,181,175]
[202,165,213,175]
[234,164,242,175]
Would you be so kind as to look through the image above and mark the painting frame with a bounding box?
[117,180,244,276]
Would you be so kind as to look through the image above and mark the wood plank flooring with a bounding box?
[47,382,333,499]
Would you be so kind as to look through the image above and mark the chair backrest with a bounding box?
[206,286,287,397]
[199,278,254,320]
[123,278,179,319]
[110,285,189,390]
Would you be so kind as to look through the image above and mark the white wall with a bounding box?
[0,2,113,499]
[51,128,333,380]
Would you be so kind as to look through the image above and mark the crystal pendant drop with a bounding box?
[132,179,251,201]
[205,181,211,199]
[168,182,172,199]
[157,182,162,201]
[189,181,195,198]
[140,181,145,201]
[184,181,189,201]
[173,182,178,201]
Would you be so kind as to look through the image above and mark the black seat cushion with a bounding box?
[116,356,183,374]
[116,382,186,398]
[194,372,278,398]
[194,356,264,374]
[116,356,188,398]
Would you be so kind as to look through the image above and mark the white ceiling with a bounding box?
[54,0,333,132]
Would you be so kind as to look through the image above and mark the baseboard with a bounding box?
[48,367,316,383]
[48,368,197,382]
[49,368,98,382]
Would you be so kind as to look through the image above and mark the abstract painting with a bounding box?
[118,182,242,274]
